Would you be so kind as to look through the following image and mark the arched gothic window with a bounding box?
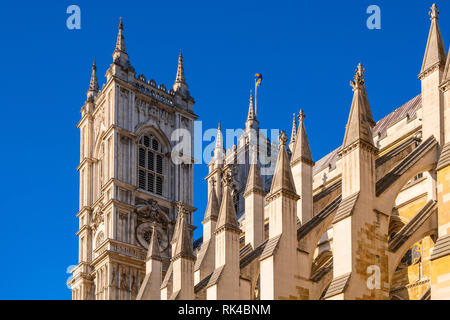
[138,134,164,196]
[96,231,104,248]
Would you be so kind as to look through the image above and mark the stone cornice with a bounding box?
[291,156,315,168]
[113,76,199,121]
[202,216,218,225]
[91,238,147,267]
[338,139,378,157]
[243,187,266,198]
[266,188,300,203]
[76,224,91,236]
[77,157,94,171]
[214,224,242,235]
[204,167,222,181]
[418,62,444,80]
[440,80,450,92]
[170,252,196,262]
[77,113,93,128]
[76,206,92,218]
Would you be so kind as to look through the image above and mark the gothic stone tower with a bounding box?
[68,20,198,300]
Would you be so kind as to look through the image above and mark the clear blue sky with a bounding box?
[0,0,448,299]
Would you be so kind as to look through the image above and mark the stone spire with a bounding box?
[207,170,241,300]
[115,18,126,53]
[146,226,161,261]
[244,152,265,196]
[173,212,195,260]
[342,64,376,149]
[169,205,195,300]
[247,90,256,119]
[86,59,99,102]
[245,90,258,131]
[291,110,314,166]
[269,131,297,196]
[136,226,163,300]
[171,203,189,250]
[420,4,447,76]
[173,51,188,95]
[215,172,240,233]
[244,150,265,248]
[203,180,220,223]
[112,18,130,67]
[289,113,297,151]
[213,122,225,164]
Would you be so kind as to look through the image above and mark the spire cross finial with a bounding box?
[279,131,288,147]
[430,4,439,20]
[350,63,366,91]
[298,109,305,121]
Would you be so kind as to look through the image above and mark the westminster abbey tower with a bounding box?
[69,20,197,300]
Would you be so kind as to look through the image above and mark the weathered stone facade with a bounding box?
[72,4,450,300]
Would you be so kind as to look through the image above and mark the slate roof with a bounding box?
[333,192,360,224]
[323,273,351,299]
[430,234,450,261]
[206,265,225,288]
[259,235,282,261]
[437,142,450,170]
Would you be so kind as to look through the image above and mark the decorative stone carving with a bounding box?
[136,199,170,224]
[135,222,168,252]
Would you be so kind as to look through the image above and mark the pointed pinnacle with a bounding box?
[115,18,126,52]
[290,113,297,145]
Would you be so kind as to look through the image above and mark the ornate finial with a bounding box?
[247,90,256,122]
[298,109,305,121]
[114,17,126,53]
[173,50,188,94]
[174,50,186,84]
[218,121,222,131]
[87,58,99,99]
[430,4,439,20]
[222,171,233,187]
[279,131,288,146]
[350,63,365,91]
[290,113,297,145]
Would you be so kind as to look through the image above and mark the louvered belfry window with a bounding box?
[138,134,164,196]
